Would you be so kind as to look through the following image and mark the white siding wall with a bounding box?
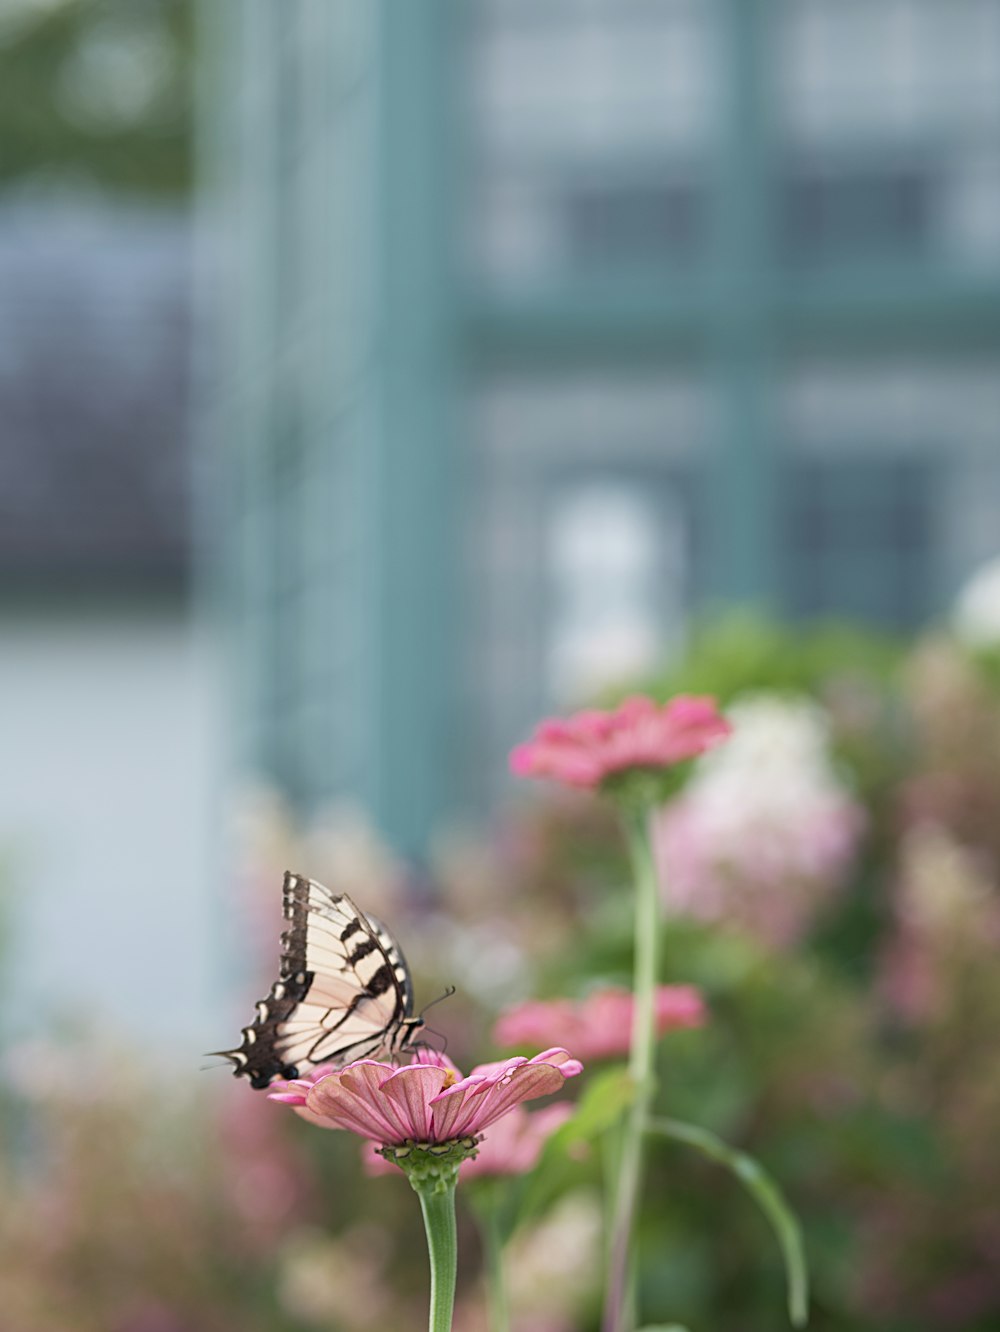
[0,603,220,1060]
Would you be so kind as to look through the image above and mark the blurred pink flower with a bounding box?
[493,985,706,1061]
[363,1102,573,1179]
[216,1082,315,1248]
[509,694,731,790]
[654,693,865,947]
[879,823,1000,1023]
[269,1048,582,1146]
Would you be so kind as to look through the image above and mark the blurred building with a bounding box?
[0,201,218,1050]
[0,1,225,1057]
[200,0,1000,853]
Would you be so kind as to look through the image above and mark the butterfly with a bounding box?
[215,870,424,1089]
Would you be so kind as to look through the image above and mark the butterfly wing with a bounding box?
[217,871,419,1088]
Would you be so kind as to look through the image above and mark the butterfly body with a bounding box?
[217,871,422,1088]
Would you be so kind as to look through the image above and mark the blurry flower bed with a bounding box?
[3,616,1000,1330]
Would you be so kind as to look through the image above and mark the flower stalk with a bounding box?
[383,1142,471,1332]
[414,1172,459,1332]
[473,1184,511,1332]
[603,803,662,1332]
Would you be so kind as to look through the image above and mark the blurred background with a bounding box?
[2,1,1000,1329]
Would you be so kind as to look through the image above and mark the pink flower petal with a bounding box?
[509,694,730,791]
[408,1047,459,1073]
[537,719,575,743]
[306,1063,404,1142]
[267,1063,340,1105]
[463,1055,530,1085]
[527,1047,584,1073]
[428,1084,477,1141]
[618,695,658,723]
[571,709,616,740]
[509,743,539,777]
[494,989,705,1061]
[267,1083,311,1106]
[431,1051,581,1138]
[463,1102,573,1178]
[289,1102,341,1130]
[361,1139,400,1176]
[378,1064,452,1141]
[461,1065,571,1135]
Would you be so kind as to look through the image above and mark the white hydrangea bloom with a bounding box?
[656,692,864,946]
[953,554,1000,647]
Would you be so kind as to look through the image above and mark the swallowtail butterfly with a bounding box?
[215,871,423,1088]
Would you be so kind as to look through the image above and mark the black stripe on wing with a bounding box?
[213,871,421,1089]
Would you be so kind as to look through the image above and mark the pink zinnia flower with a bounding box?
[269,1048,582,1148]
[363,1101,573,1179]
[509,694,731,790]
[493,985,706,1061]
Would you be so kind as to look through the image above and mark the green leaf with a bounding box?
[556,1065,636,1145]
[648,1117,809,1328]
[636,1326,692,1332]
[509,1068,635,1233]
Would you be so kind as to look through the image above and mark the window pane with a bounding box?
[464,0,718,284]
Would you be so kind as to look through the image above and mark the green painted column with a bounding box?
[365,0,460,857]
[220,0,281,780]
[703,0,781,608]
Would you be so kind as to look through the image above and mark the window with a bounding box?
[545,479,684,703]
[783,455,937,629]
[780,159,935,263]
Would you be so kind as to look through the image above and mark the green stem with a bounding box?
[603,805,660,1332]
[647,1118,809,1327]
[414,1176,459,1332]
[479,1193,511,1332]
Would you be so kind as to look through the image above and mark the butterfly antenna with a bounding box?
[200,1055,234,1074]
[418,984,456,1022]
[416,1022,450,1055]
[410,986,456,1057]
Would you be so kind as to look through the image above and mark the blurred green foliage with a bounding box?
[0,0,192,197]
[641,613,905,707]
